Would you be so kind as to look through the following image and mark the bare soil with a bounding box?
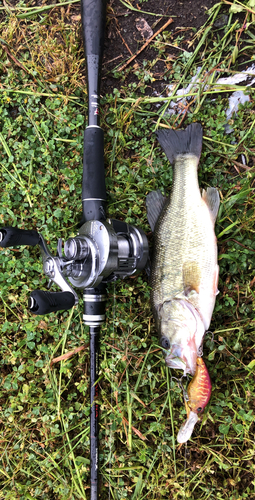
[101,0,219,95]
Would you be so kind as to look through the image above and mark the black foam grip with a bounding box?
[82,127,106,202]
[29,290,75,315]
[0,227,40,247]
[82,199,107,223]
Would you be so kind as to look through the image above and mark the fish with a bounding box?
[177,357,212,443]
[146,123,220,376]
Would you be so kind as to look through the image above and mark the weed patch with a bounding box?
[0,1,255,499]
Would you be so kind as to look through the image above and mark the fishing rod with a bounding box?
[0,1,149,497]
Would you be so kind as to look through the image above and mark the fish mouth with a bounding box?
[165,344,197,375]
[165,354,186,371]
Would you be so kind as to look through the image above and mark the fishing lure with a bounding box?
[177,357,212,443]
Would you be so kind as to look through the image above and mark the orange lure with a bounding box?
[185,357,212,418]
[177,357,211,443]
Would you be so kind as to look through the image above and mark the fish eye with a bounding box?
[161,337,170,349]
[197,407,203,413]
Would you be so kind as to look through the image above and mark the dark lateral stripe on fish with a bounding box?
[156,123,203,164]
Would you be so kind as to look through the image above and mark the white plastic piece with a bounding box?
[167,67,202,114]
[177,411,199,443]
[166,64,255,130]
[216,64,255,86]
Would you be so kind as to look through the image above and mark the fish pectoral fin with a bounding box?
[202,187,220,224]
[214,264,219,296]
[182,261,201,295]
[146,189,167,231]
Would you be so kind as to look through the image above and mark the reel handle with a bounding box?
[29,290,76,315]
[0,227,40,247]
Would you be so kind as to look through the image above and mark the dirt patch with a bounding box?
[101,0,219,94]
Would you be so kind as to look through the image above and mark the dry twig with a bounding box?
[51,344,88,366]
[115,19,133,56]
[1,43,30,74]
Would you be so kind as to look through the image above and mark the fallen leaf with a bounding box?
[38,320,48,329]
[135,17,153,40]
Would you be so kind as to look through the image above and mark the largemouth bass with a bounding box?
[147,123,219,376]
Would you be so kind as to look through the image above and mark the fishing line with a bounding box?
[108,282,116,500]
[171,372,188,496]
[171,375,189,403]
[184,441,187,499]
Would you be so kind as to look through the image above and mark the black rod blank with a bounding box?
[81,0,107,127]
[80,2,108,498]
[90,325,100,500]
[81,0,107,224]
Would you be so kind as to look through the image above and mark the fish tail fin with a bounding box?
[156,123,203,164]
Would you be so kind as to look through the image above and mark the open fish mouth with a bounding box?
[164,343,197,375]
[165,354,186,371]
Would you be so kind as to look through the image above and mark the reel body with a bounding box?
[0,221,149,318]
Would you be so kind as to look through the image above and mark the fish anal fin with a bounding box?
[183,261,201,295]
[146,189,167,231]
[202,187,220,224]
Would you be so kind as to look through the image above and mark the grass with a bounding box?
[0,0,255,499]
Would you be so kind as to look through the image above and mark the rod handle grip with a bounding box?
[82,127,107,221]
[29,290,75,315]
[0,227,40,247]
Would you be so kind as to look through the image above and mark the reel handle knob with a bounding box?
[29,290,75,315]
[0,227,40,247]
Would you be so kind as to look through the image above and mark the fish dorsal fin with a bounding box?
[146,190,167,231]
[182,261,201,294]
[202,187,220,224]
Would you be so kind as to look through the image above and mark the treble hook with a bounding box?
[171,375,189,402]
[205,330,214,343]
